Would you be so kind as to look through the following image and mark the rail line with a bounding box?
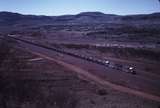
[4,35,136,75]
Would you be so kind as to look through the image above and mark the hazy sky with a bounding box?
[0,0,160,15]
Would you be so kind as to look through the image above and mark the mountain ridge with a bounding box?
[0,11,160,27]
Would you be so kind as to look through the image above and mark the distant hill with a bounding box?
[122,13,160,21]
[0,12,54,26]
[0,11,160,27]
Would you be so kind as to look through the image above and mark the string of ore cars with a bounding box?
[6,35,136,75]
[55,49,136,75]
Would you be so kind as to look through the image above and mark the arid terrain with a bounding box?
[0,11,160,108]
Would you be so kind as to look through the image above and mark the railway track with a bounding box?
[4,35,136,75]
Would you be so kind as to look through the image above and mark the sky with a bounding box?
[0,0,160,16]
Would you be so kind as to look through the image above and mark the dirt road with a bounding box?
[26,50,160,103]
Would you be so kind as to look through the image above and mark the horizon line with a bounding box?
[0,11,159,16]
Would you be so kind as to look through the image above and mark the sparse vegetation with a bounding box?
[97,47,160,61]
[97,89,108,96]
[0,39,79,108]
[60,43,160,61]
[51,88,78,108]
[0,39,40,108]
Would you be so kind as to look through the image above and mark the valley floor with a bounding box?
[0,47,159,108]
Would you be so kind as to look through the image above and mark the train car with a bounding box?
[123,66,136,75]
[114,64,123,71]
[128,66,136,74]
[108,62,115,69]
[104,60,110,66]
